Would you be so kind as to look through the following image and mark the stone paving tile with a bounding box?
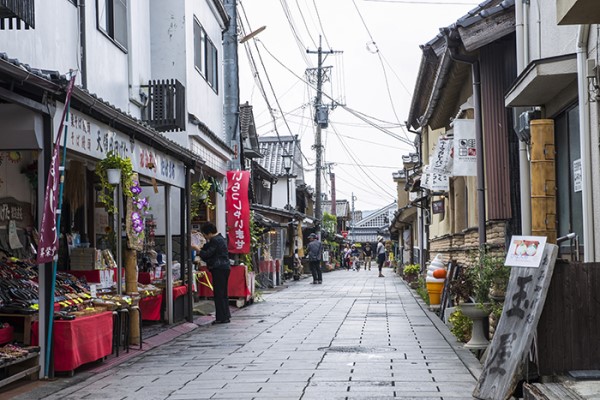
[27,270,481,400]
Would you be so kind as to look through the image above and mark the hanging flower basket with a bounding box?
[106,168,122,185]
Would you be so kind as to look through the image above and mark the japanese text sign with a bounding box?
[226,171,250,253]
[453,119,477,177]
[430,137,453,175]
[473,244,558,400]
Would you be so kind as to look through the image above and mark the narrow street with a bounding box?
[27,269,480,400]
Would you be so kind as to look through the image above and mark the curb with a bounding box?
[401,275,484,380]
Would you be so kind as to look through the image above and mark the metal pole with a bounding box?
[116,182,123,294]
[351,193,355,242]
[286,171,290,209]
[224,0,240,170]
[472,61,486,247]
[165,185,173,324]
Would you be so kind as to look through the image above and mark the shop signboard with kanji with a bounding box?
[226,171,250,253]
[453,118,477,177]
[473,242,558,400]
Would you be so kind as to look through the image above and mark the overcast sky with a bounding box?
[237,0,479,212]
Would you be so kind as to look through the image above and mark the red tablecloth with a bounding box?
[198,265,250,298]
[31,311,113,372]
[172,285,187,301]
[139,294,162,321]
[0,326,13,345]
[70,268,123,283]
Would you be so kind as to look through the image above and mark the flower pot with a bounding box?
[460,303,490,349]
[107,168,121,185]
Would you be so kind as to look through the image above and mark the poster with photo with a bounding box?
[504,235,547,268]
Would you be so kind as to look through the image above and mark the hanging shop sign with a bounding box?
[430,137,453,175]
[56,105,185,188]
[421,165,449,191]
[452,119,477,177]
[226,171,250,253]
[431,199,445,214]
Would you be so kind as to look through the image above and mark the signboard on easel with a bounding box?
[473,241,558,400]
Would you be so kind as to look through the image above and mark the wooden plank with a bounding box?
[473,244,558,400]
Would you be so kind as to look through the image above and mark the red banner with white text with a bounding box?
[226,171,251,253]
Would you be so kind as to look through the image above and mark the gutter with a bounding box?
[577,25,595,261]
[443,27,486,247]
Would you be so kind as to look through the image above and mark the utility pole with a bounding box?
[350,193,357,243]
[327,163,336,217]
[223,0,240,170]
[307,36,340,238]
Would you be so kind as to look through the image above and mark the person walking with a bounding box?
[363,243,373,270]
[342,244,351,270]
[198,222,231,324]
[307,233,323,284]
[376,236,386,277]
[350,245,360,271]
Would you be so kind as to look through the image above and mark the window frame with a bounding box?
[193,16,218,94]
[96,0,128,52]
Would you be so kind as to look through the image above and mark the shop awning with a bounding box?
[505,54,578,107]
[389,205,417,234]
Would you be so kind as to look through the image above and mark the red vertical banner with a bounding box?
[226,171,250,253]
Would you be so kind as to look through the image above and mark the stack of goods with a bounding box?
[0,344,34,366]
[137,283,162,299]
[92,294,135,311]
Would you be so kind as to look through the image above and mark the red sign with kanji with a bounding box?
[225,171,250,253]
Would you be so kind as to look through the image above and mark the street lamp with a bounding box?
[282,154,293,210]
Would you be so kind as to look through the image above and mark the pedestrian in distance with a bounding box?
[350,245,360,271]
[307,233,323,284]
[376,236,386,277]
[342,243,351,270]
[198,222,232,324]
[363,243,373,270]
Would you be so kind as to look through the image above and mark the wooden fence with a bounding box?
[537,261,600,375]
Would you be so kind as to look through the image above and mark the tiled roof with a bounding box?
[239,103,261,158]
[321,200,350,218]
[257,135,301,178]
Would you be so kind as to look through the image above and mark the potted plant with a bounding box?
[403,264,420,286]
[191,179,215,217]
[96,151,134,214]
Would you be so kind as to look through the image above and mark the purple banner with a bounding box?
[37,77,76,264]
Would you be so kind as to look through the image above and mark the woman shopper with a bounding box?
[198,222,231,324]
[376,236,386,277]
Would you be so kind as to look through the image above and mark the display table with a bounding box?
[31,311,113,372]
[138,294,162,321]
[0,313,36,345]
[197,266,252,299]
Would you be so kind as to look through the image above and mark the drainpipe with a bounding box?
[444,28,486,247]
[516,0,532,235]
[577,25,595,261]
[78,0,87,89]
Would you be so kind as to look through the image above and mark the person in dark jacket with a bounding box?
[198,222,231,324]
[306,233,323,284]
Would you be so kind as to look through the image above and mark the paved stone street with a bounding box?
[26,269,481,400]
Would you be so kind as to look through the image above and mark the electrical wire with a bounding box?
[294,0,318,48]
[364,0,479,4]
[311,0,331,49]
[256,39,416,148]
[278,0,313,66]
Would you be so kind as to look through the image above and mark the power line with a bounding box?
[278,0,313,66]
[294,0,318,48]
[256,39,416,147]
[364,0,478,4]
[311,0,331,49]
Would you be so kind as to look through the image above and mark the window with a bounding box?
[97,0,127,51]
[193,17,218,93]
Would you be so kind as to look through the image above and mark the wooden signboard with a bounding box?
[473,244,558,400]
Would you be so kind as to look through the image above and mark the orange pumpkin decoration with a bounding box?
[432,268,447,279]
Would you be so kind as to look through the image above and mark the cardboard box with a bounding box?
[70,248,98,270]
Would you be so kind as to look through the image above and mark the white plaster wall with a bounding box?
[0,151,36,204]
[184,0,225,142]
[84,2,129,111]
[528,1,579,61]
[271,179,296,210]
[0,1,79,79]
[127,1,152,118]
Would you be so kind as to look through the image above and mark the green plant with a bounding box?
[415,276,430,305]
[403,264,420,277]
[323,212,337,237]
[240,211,265,271]
[96,151,134,214]
[449,309,472,343]
[191,179,215,217]
[464,249,509,304]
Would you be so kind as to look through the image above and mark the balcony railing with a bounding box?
[142,79,186,132]
[0,0,35,29]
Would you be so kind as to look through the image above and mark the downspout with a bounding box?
[78,0,87,89]
[516,0,531,235]
[444,28,486,247]
[406,125,426,268]
[577,25,595,261]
